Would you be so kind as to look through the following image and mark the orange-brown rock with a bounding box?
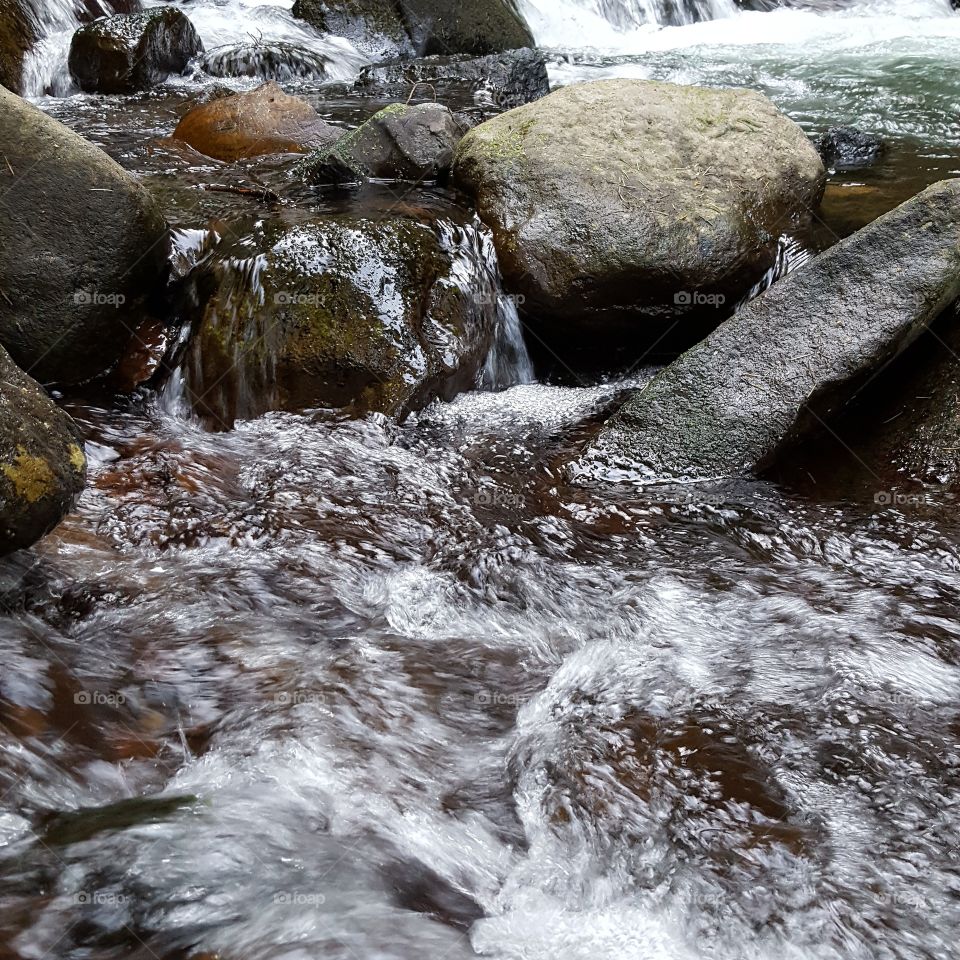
[172,81,340,163]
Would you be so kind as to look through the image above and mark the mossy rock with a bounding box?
[184,213,500,428]
[298,102,465,185]
[0,346,86,556]
[397,0,534,56]
[68,7,203,94]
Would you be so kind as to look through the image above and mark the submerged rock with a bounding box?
[200,42,331,81]
[816,126,887,171]
[184,213,502,428]
[299,103,464,185]
[0,345,86,556]
[68,7,203,94]
[172,81,341,162]
[292,0,534,58]
[453,79,825,341]
[0,85,169,385]
[577,180,960,482]
[356,49,550,112]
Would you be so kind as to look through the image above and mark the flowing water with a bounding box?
[4,1,960,958]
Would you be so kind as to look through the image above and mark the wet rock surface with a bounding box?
[0,0,35,92]
[816,125,887,170]
[453,79,825,341]
[356,48,550,111]
[68,6,203,94]
[200,41,331,81]
[172,80,341,162]
[0,85,168,385]
[183,212,502,428]
[0,345,86,556]
[299,102,465,185]
[292,0,414,60]
[579,179,960,482]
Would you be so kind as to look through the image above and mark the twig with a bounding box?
[202,183,283,204]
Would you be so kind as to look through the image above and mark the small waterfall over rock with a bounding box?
[19,0,84,97]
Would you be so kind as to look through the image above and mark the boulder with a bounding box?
[183,213,501,428]
[356,49,550,112]
[200,42,331,82]
[291,0,414,59]
[292,0,534,58]
[0,85,169,385]
[0,0,34,92]
[0,345,86,556]
[575,180,960,483]
[815,126,887,171]
[172,81,341,163]
[68,7,202,94]
[453,80,825,341]
[299,103,464,185]
[397,0,535,56]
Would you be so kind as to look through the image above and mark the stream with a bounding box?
[3,1,960,959]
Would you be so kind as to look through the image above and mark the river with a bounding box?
[2,1,960,958]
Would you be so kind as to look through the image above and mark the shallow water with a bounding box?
[3,1,960,958]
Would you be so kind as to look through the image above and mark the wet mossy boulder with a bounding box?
[397,0,535,56]
[0,85,169,385]
[291,0,414,59]
[68,7,202,94]
[453,79,825,342]
[356,49,550,112]
[299,102,464,185]
[173,81,341,162]
[0,0,35,92]
[184,213,501,428]
[292,0,534,58]
[200,42,331,81]
[577,180,960,482]
[0,346,86,556]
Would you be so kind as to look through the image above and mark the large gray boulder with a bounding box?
[184,214,501,429]
[68,7,202,94]
[0,345,86,556]
[576,180,960,483]
[291,0,414,59]
[453,79,825,340]
[0,85,169,385]
[299,103,465,185]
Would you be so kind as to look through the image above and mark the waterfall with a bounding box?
[18,0,96,97]
[518,0,738,48]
